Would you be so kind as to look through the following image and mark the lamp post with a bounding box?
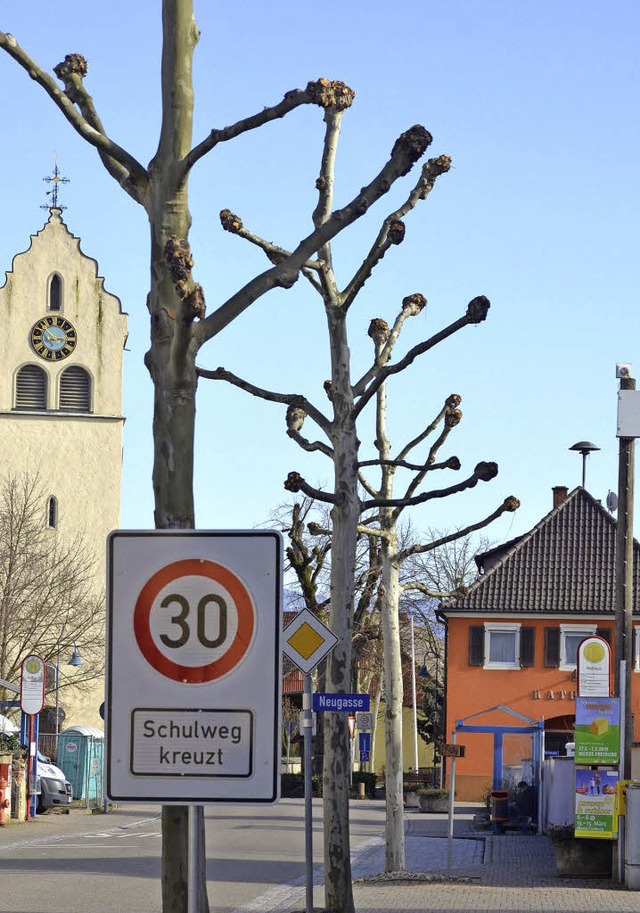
[409,615,420,774]
[419,649,441,787]
[52,642,82,736]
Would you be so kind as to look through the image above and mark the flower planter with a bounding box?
[403,790,420,809]
[419,794,449,813]
[553,838,612,877]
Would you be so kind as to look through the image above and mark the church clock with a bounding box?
[30,315,78,360]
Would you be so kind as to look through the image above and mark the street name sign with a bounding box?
[106,530,282,803]
[312,693,370,712]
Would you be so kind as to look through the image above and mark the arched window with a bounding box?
[15,364,48,410]
[47,496,58,529]
[49,274,62,311]
[59,366,91,412]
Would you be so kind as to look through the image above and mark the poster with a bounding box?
[574,697,620,765]
[574,767,618,839]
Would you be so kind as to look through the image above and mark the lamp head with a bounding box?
[68,646,82,667]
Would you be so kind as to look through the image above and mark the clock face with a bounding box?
[30,316,77,361]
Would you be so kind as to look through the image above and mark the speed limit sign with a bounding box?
[106,530,282,804]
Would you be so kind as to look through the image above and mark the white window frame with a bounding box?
[484,622,521,670]
[634,628,640,671]
[559,624,597,671]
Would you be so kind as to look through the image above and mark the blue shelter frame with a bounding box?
[454,704,545,831]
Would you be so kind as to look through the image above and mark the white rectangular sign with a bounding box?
[130,709,253,776]
[106,530,282,804]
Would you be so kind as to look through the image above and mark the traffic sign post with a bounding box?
[282,609,338,913]
[106,531,282,803]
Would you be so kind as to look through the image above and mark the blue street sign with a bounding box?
[360,750,370,762]
[312,693,370,712]
[358,732,371,752]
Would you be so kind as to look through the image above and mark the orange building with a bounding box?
[439,486,640,801]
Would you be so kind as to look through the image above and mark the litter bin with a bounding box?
[490,789,509,824]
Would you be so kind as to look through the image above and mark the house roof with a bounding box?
[441,486,640,615]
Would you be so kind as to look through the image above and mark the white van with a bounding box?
[36,751,73,812]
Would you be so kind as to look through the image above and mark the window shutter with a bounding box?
[544,627,560,668]
[596,627,612,644]
[59,366,91,412]
[520,626,535,667]
[469,626,484,666]
[15,364,47,410]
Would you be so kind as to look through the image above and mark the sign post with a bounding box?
[20,654,45,821]
[282,609,338,913]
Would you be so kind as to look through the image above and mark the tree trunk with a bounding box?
[144,4,208,911]
[380,533,405,872]
[322,307,359,913]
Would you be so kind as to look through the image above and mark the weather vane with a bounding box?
[41,159,70,212]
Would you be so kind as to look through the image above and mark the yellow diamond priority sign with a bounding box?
[283,608,338,674]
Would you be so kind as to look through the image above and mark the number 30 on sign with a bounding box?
[134,558,256,683]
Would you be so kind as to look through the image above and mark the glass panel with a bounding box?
[489,631,516,664]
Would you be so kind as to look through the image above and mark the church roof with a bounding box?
[441,486,640,615]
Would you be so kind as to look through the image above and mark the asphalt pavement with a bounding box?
[1,801,639,913]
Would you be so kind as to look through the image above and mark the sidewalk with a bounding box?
[282,805,639,913]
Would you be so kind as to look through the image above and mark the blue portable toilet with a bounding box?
[57,726,104,803]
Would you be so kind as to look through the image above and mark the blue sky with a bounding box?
[0,1,638,550]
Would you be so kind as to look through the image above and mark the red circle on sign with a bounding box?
[133,559,255,683]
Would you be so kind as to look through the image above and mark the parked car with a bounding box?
[36,751,72,812]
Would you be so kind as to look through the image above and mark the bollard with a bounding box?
[358,781,365,799]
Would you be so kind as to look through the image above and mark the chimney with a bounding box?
[553,486,568,508]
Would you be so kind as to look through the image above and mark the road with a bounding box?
[0,798,386,913]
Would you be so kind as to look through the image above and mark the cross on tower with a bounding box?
[42,161,70,211]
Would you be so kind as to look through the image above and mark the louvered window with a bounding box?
[59,366,91,412]
[49,274,62,311]
[15,364,47,410]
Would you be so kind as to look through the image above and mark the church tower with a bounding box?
[0,178,127,728]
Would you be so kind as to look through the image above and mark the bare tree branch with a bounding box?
[353,296,490,414]
[361,460,499,510]
[183,79,354,174]
[0,36,148,195]
[195,124,436,344]
[195,365,332,435]
[341,155,452,310]
[397,496,521,564]
[284,472,338,505]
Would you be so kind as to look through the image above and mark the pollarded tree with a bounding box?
[0,473,104,709]
[198,119,512,901]
[360,319,520,869]
[1,5,450,910]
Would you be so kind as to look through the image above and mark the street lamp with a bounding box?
[52,642,82,736]
[419,649,441,787]
[409,615,419,773]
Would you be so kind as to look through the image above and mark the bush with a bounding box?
[280,773,323,798]
[417,787,449,799]
[0,732,23,757]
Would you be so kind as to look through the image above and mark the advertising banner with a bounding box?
[574,766,618,838]
[574,696,620,765]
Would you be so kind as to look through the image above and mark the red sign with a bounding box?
[133,559,256,684]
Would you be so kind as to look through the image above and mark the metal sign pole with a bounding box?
[188,805,201,913]
[302,673,314,913]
